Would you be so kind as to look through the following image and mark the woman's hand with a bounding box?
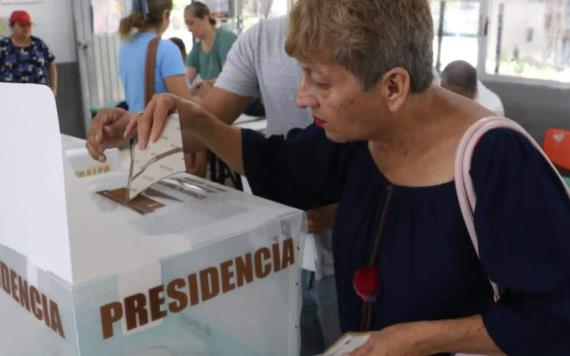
[350,323,429,356]
[86,107,133,162]
[125,93,208,151]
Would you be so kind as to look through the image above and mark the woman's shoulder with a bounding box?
[217,26,238,42]
[30,36,48,47]
[470,125,553,181]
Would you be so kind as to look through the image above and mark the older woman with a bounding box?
[127,0,570,354]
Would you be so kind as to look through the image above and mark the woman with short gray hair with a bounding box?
[128,0,570,354]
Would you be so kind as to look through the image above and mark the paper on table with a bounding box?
[127,113,186,200]
[322,332,370,356]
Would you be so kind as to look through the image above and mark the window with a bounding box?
[486,0,570,82]
[432,0,570,84]
[431,0,481,72]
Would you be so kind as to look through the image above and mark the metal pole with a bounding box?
[495,3,505,74]
[436,1,446,73]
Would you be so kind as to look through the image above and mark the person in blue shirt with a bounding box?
[117,0,206,176]
[97,0,570,354]
[0,10,57,95]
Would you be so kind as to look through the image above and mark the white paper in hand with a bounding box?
[127,113,186,200]
[322,333,370,356]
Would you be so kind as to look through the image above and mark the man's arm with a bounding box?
[48,62,58,96]
[200,87,253,124]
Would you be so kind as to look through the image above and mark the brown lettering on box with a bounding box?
[100,302,123,339]
[97,237,300,340]
[17,275,31,311]
[199,267,220,302]
[50,300,65,338]
[149,285,167,321]
[254,247,272,279]
[235,253,253,287]
[41,293,51,328]
[0,260,65,339]
[167,278,188,313]
[188,273,200,306]
[124,293,148,331]
[272,242,282,273]
[10,269,19,303]
[30,286,43,320]
[0,262,10,294]
[220,260,235,293]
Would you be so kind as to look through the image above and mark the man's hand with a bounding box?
[307,203,338,233]
[86,107,132,162]
[190,79,215,100]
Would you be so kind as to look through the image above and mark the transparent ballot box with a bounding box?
[0,83,304,356]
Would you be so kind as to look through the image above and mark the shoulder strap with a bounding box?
[144,37,160,107]
[454,116,570,301]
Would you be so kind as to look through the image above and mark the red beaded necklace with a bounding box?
[352,185,395,331]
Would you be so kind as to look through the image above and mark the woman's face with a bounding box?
[296,61,387,143]
[184,11,210,39]
[11,22,32,40]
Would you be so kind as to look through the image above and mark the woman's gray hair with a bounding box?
[286,0,434,93]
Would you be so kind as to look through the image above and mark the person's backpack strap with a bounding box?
[144,37,160,107]
[454,116,570,302]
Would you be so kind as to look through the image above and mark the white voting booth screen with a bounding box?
[0,83,304,355]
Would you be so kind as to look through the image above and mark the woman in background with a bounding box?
[0,10,57,95]
[184,1,237,86]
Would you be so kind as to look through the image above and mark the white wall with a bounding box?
[0,0,76,63]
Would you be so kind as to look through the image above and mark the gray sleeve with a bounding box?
[214,22,261,98]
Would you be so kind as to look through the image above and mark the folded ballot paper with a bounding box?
[127,113,186,200]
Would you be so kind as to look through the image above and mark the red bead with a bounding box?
[353,267,380,302]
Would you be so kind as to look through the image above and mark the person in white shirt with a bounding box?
[440,60,505,116]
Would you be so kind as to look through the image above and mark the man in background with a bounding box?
[440,60,504,116]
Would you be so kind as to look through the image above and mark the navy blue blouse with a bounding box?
[0,36,55,85]
[243,124,570,355]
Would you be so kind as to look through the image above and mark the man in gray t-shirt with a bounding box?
[207,16,341,355]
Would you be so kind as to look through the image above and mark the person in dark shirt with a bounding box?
[0,10,57,95]
[90,0,570,354]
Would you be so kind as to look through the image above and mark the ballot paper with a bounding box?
[127,113,186,200]
[322,332,370,356]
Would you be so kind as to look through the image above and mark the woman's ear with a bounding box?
[379,68,410,112]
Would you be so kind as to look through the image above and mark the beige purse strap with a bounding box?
[144,37,160,107]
